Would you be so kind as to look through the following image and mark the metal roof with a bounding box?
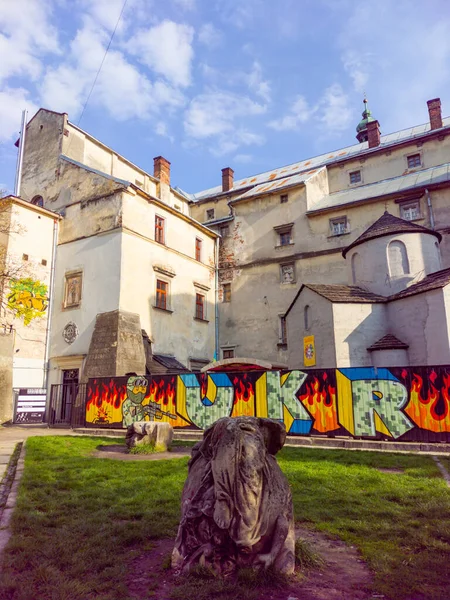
[190,116,450,201]
[308,162,450,214]
[229,168,324,203]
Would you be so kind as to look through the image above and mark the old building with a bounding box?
[188,98,450,364]
[15,109,218,388]
[285,211,450,368]
[7,96,450,393]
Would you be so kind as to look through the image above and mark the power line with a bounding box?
[76,0,129,128]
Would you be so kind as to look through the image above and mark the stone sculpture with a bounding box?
[172,416,295,576]
[126,421,173,451]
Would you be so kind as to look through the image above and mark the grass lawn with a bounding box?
[0,436,449,600]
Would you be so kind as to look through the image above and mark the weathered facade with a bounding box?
[8,96,450,391]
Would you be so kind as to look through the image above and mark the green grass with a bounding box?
[0,436,449,600]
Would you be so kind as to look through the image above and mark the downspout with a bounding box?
[425,188,435,229]
[214,235,220,360]
[43,218,59,390]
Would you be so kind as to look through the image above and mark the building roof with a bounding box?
[308,162,450,214]
[152,354,187,372]
[304,284,387,303]
[367,334,409,351]
[389,266,450,300]
[342,211,442,257]
[188,116,450,201]
[228,168,324,204]
[1,195,62,219]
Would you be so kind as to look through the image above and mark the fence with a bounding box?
[84,366,450,443]
[48,383,87,428]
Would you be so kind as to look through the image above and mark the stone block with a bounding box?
[126,421,173,452]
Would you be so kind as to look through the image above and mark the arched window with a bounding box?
[31,195,44,207]
[388,240,410,277]
[351,252,361,284]
[304,305,310,330]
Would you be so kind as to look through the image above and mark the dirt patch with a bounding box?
[92,445,192,461]
[376,467,404,474]
[126,526,375,600]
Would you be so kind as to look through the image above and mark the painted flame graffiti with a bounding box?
[231,375,255,417]
[299,374,339,433]
[405,372,450,432]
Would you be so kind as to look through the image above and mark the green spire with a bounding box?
[356,96,376,143]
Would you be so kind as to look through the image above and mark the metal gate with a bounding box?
[48,383,87,427]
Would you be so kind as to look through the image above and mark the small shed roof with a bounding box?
[367,334,409,351]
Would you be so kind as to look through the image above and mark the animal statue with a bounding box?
[172,416,295,576]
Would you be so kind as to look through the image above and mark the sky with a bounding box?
[1,0,450,195]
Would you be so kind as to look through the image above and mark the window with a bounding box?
[274,223,294,247]
[155,215,165,244]
[156,279,168,310]
[31,195,44,207]
[351,253,361,284]
[195,238,202,262]
[280,263,295,284]
[223,283,231,302]
[41,259,47,266]
[206,208,215,220]
[219,224,229,237]
[304,305,310,330]
[223,348,235,359]
[195,293,206,320]
[400,201,420,221]
[280,194,288,204]
[388,241,410,277]
[64,272,82,308]
[407,154,421,169]
[330,216,348,236]
[279,316,287,345]
[22,254,28,261]
[349,170,361,184]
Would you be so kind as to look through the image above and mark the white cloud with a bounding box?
[155,121,175,143]
[0,88,38,143]
[269,95,312,131]
[198,23,222,48]
[269,84,351,136]
[78,0,132,32]
[129,20,195,87]
[0,0,60,82]
[234,153,253,164]
[248,61,271,103]
[184,90,265,155]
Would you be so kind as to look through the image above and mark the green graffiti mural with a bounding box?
[178,373,234,429]
[7,278,49,325]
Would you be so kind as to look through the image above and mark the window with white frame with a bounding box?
[330,216,348,236]
[400,201,420,221]
[407,154,421,169]
[274,224,293,246]
[349,170,361,184]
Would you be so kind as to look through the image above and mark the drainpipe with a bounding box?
[43,218,59,390]
[214,235,220,360]
[425,188,435,229]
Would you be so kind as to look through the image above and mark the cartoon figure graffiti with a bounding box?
[122,376,176,427]
[7,278,49,325]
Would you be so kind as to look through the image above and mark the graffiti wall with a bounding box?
[85,367,450,442]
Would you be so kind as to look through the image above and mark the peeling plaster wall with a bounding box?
[285,287,336,369]
[387,289,450,365]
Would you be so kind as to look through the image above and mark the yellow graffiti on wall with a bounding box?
[7,278,48,325]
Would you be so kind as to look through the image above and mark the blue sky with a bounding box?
[1,0,450,194]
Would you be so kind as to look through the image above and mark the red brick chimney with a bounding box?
[367,120,381,148]
[153,156,171,186]
[427,98,443,130]
[222,167,234,192]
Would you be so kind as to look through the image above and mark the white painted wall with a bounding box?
[346,232,442,296]
[370,348,409,367]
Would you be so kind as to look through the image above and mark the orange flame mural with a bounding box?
[299,373,339,433]
[405,372,450,432]
[231,375,255,417]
